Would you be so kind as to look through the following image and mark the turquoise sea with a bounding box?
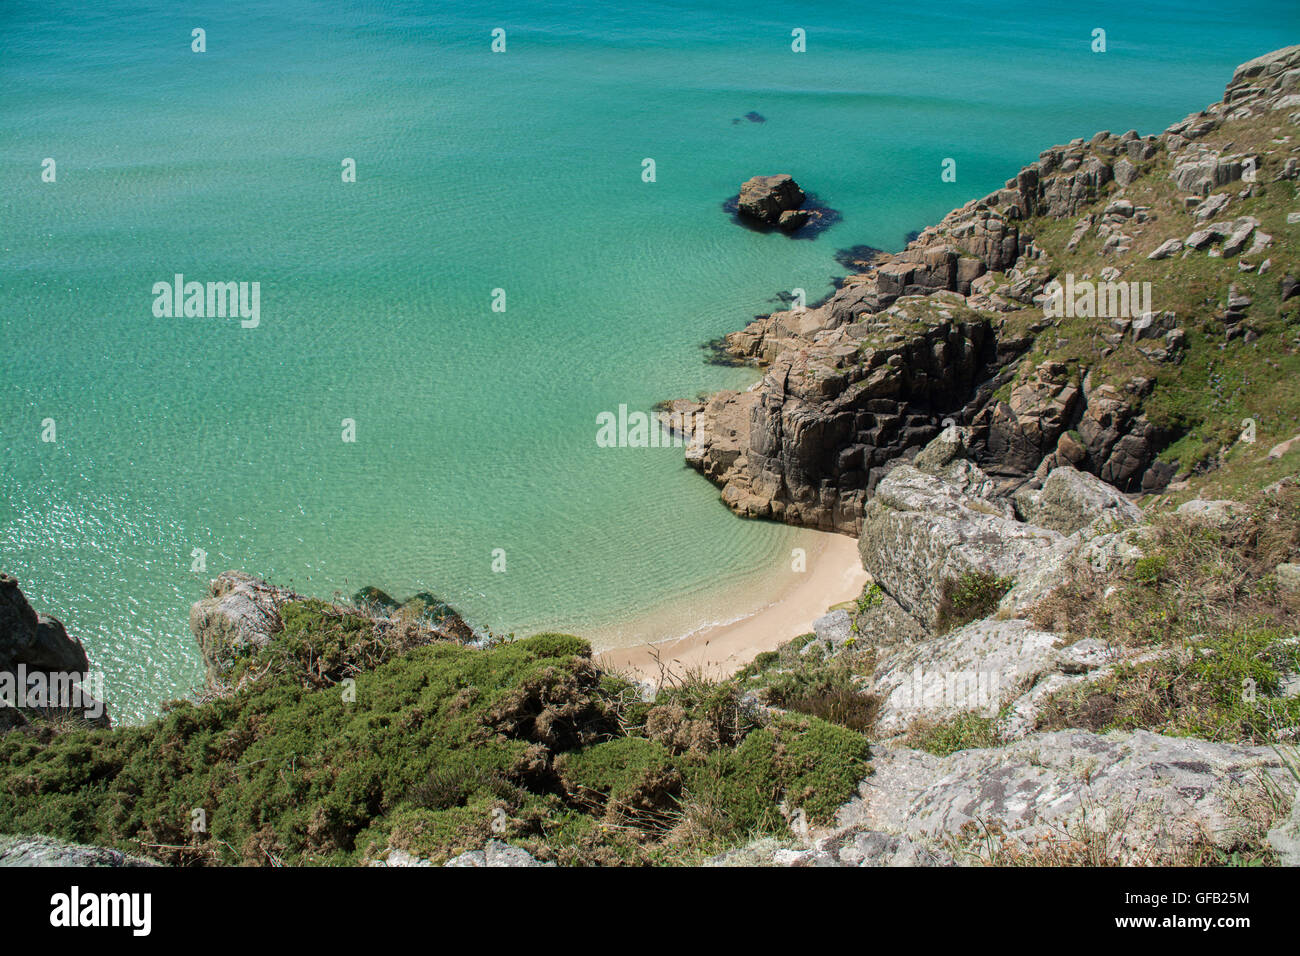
[2,1,1297,721]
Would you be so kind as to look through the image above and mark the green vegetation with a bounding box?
[1032,480,1300,744]
[935,572,1015,634]
[685,714,871,836]
[904,713,1002,756]
[855,583,885,619]
[734,633,880,734]
[1037,628,1300,744]
[0,618,871,866]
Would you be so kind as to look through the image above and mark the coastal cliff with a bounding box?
[674,45,1300,533]
[2,46,1299,868]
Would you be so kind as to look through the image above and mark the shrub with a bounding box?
[685,714,870,836]
[555,738,682,831]
[0,616,875,865]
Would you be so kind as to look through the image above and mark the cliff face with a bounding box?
[676,45,1300,534]
[683,303,997,532]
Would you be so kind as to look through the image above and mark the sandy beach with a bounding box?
[596,530,868,685]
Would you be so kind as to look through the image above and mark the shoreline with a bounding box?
[595,530,867,684]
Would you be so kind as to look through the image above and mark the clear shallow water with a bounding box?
[2,1,1296,721]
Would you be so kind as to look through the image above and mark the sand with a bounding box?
[595,530,868,685]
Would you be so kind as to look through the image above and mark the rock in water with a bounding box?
[737,174,806,225]
[0,573,89,674]
[0,573,109,728]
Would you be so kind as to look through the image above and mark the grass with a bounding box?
[1029,479,1300,744]
[1031,479,1299,650]
[935,572,1015,634]
[904,713,1002,757]
[1035,628,1300,744]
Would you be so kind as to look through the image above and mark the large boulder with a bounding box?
[868,618,1068,736]
[737,174,806,225]
[444,840,553,867]
[1014,465,1142,535]
[838,729,1298,864]
[708,728,1296,867]
[851,587,927,648]
[1176,498,1247,526]
[858,464,1062,629]
[912,423,968,472]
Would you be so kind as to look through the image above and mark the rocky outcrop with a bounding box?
[677,48,1300,530]
[969,364,1175,492]
[190,570,476,689]
[828,432,1154,736]
[682,301,998,533]
[1013,465,1142,534]
[0,834,157,867]
[970,361,1080,476]
[719,729,1298,866]
[0,574,89,675]
[856,729,1297,862]
[0,574,108,729]
[444,840,554,867]
[867,617,1064,735]
[858,457,1062,629]
[808,586,925,653]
